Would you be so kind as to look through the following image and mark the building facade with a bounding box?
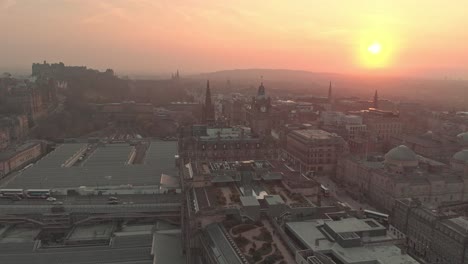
[178,126,278,163]
[392,198,468,264]
[284,129,348,175]
[0,142,43,177]
[338,143,468,212]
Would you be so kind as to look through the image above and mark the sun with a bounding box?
[368,42,382,55]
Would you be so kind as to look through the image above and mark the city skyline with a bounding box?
[1,0,467,78]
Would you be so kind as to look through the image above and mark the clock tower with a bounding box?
[248,82,271,136]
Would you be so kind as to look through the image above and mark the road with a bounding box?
[0,194,183,206]
[315,176,376,211]
[0,203,182,214]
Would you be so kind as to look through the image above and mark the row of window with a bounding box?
[199,143,267,150]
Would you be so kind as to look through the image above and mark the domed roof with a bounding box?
[457,132,468,147]
[453,149,468,163]
[385,145,418,167]
[422,130,433,138]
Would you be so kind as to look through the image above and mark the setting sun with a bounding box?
[356,30,397,70]
[368,42,382,55]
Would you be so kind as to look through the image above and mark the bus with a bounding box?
[363,209,389,225]
[25,189,51,199]
[0,189,24,199]
[320,184,330,197]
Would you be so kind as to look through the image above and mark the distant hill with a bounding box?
[194,68,341,83]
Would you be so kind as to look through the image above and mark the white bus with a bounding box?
[25,189,51,199]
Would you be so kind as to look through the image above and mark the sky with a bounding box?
[1,0,467,78]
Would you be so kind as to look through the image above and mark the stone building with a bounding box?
[0,142,43,177]
[284,129,348,175]
[392,198,468,264]
[391,131,459,163]
[89,101,154,126]
[337,141,468,212]
[178,126,278,163]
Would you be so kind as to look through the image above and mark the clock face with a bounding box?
[260,106,266,112]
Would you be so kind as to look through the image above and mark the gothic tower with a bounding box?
[373,90,379,109]
[248,81,272,136]
[202,80,215,124]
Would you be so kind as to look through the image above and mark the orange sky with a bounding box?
[1,0,467,77]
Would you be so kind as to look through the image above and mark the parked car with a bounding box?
[107,200,119,205]
[47,197,57,202]
[107,196,118,201]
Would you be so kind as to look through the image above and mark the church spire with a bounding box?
[328,81,332,102]
[205,80,212,105]
[202,80,215,124]
[373,90,379,109]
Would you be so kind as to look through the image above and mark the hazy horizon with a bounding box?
[1,0,467,78]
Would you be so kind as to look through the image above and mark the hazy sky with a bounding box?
[1,0,467,77]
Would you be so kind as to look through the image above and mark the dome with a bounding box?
[385,145,418,167]
[452,149,468,163]
[422,130,433,138]
[457,132,468,147]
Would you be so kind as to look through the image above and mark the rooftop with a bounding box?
[239,196,260,207]
[292,129,336,140]
[0,221,183,264]
[264,195,285,206]
[67,223,115,241]
[325,217,384,234]
[205,223,245,264]
[445,217,468,236]
[286,219,418,264]
[3,141,178,189]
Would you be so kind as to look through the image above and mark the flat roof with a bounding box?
[240,196,260,207]
[3,141,178,189]
[153,230,185,264]
[265,195,285,205]
[292,129,335,140]
[84,144,132,167]
[325,218,384,234]
[35,143,87,168]
[286,220,418,264]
